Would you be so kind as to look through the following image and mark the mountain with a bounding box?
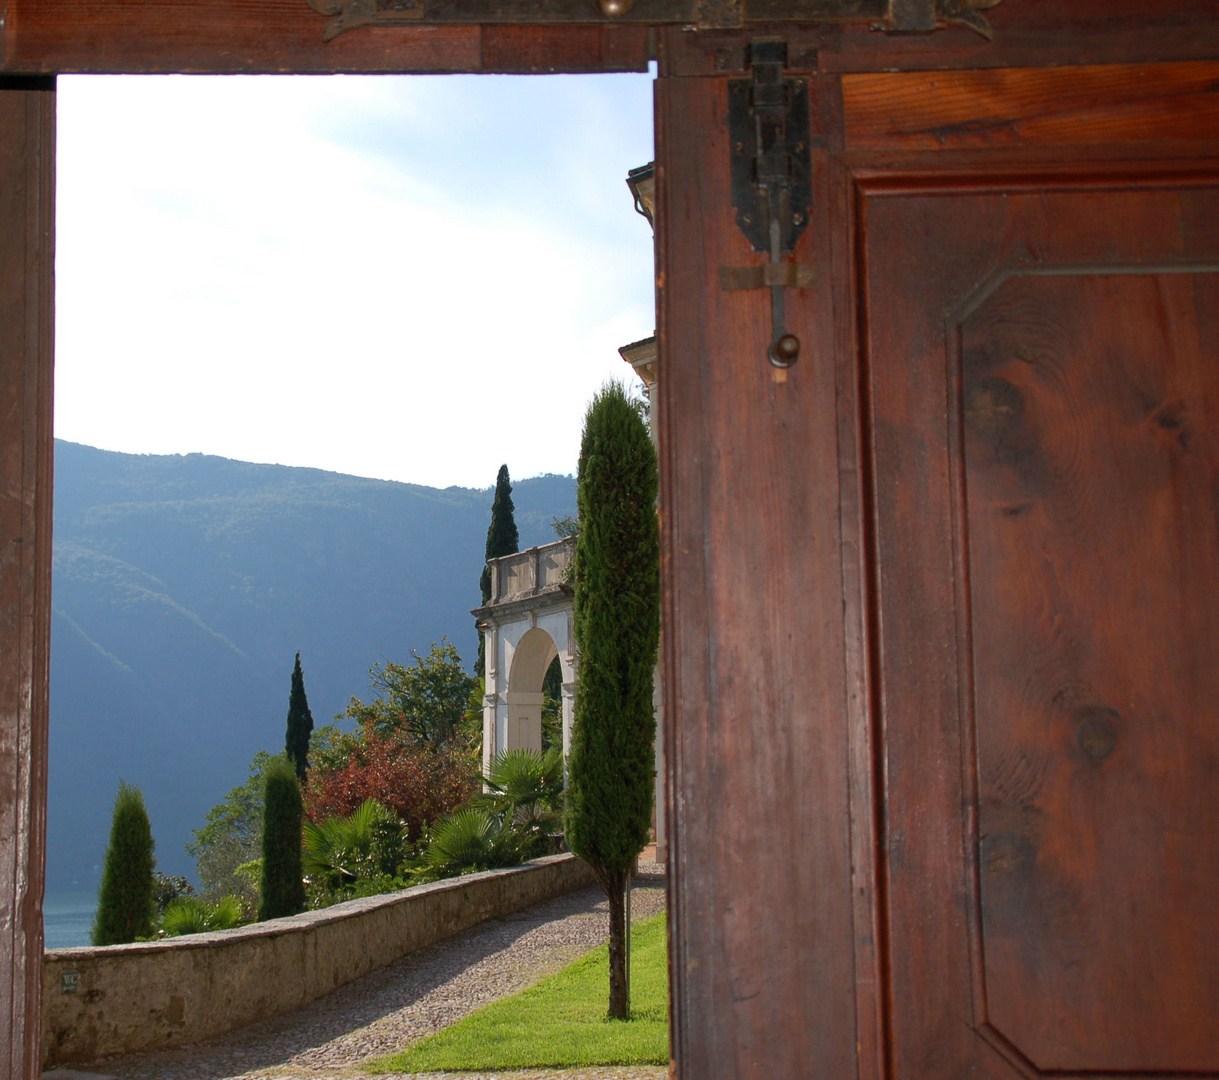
[48,441,576,892]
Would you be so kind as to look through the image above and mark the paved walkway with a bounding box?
[52,862,668,1080]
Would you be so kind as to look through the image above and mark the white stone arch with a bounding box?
[472,533,663,860]
[473,539,576,778]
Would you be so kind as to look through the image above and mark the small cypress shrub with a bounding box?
[92,781,157,945]
[284,652,314,783]
[565,381,660,1019]
[258,755,306,920]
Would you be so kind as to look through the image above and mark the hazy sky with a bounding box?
[55,72,656,489]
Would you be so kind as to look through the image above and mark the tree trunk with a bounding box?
[605,867,629,1019]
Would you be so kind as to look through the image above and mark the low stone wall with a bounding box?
[42,853,595,1067]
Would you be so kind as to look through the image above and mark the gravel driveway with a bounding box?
[67,862,668,1080]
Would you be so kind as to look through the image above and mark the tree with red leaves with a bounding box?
[303,725,476,841]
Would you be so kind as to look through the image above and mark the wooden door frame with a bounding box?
[4,5,1219,1078]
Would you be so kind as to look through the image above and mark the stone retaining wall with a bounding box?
[42,853,595,1067]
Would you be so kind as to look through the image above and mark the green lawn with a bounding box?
[372,912,669,1072]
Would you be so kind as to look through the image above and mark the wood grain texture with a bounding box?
[655,56,856,1080]
[862,176,1219,1078]
[656,0,1219,78]
[962,268,1219,1073]
[4,0,1219,75]
[2,1,651,74]
[479,25,650,72]
[843,62,1219,153]
[0,76,54,1080]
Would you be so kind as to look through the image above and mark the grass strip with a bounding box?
[372,911,668,1072]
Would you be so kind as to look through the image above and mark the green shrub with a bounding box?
[302,798,405,893]
[258,755,306,920]
[412,806,531,882]
[159,894,245,936]
[566,380,660,1018]
[92,781,157,946]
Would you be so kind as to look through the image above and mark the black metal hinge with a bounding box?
[721,40,814,368]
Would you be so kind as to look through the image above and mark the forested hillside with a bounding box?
[49,441,575,890]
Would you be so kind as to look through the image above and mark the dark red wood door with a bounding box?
[863,180,1219,1077]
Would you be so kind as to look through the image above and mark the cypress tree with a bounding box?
[476,464,520,676]
[258,755,306,920]
[565,382,659,1019]
[92,781,157,945]
[284,652,314,783]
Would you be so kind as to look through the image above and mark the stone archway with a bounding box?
[473,537,576,778]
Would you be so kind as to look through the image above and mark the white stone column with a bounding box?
[482,622,499,779]
[561,680,576,781]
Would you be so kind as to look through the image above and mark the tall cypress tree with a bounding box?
[258,755,306,920]
[284,652,314,783]
[476,464,520,676]
[564,382,660,1019]
[92,781,157,945]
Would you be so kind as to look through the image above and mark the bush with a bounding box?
[304,729,476,841]
[92,781,157,946]
[303,798,407,895]
[153,872,195,913]
[412,807,533,882]
[259,755,306,921]
[159,895,245,937]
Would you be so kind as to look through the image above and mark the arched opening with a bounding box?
[505,625,558,754]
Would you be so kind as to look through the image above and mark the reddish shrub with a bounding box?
[304,728,477,841]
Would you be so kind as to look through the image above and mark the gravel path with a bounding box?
[76,863,668,1080]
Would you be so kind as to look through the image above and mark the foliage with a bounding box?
[416,747,564,882]
[92,781,157,946]
[304,728,476,841]
[460,676,485,758]
[153,872,195,913]
[259,755,306,920]
[284,652,315,783]
[541,655,563,752]
[186,751,272,906]
[302,798,406,894]
[412,807,533,882]
[565,380,660,1018]
[477,464,520,676]
[375,913,668,1073]
[475,747,564,836]
[159,894,245,937]
[309,723,360,778]
[551,514,579,538]
[341,639,477,751]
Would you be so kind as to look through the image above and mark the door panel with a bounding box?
[864,182,1219,1077]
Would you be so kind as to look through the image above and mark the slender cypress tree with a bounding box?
[92,781,157,945]
[284,652,314,783]
[258,755,306,920]
[476,464,520,676]
[565,382,660,1019]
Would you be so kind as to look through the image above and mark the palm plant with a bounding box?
[302,798,404,891]
[159,894,244,936]
[474,746,564,855]
[413,806,531,881]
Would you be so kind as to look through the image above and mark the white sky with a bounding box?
[55,72,656,489]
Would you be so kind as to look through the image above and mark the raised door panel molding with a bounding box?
[862,177,1219,1079]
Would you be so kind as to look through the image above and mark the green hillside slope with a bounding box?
[49,441,575,891]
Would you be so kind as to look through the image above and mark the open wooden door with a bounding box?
[656,32,1219,1080]
[4,4,1219,1078]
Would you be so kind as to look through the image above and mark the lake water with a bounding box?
[43,891,96,949]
